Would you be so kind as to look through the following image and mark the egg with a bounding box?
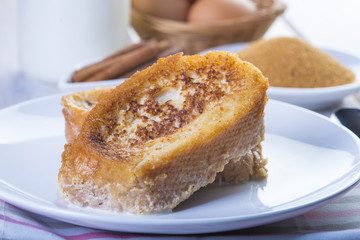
[132,0,192,21]
[188,0,257,24]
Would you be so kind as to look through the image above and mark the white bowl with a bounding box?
[200,42,360,110]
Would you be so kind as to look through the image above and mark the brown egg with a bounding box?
[132,0,192,21]
[188,0,257,24]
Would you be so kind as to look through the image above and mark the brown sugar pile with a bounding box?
[237,37,355,88]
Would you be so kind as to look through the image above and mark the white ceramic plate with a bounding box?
[201,42,360,110]
[0,96,360,234]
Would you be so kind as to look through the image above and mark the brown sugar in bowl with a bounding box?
[237,37,355,88]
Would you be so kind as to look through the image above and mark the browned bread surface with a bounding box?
[61,87,267,182]
[58,51,268,214]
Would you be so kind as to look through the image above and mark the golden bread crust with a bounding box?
[58,51,268,214]
[61,87,113,143]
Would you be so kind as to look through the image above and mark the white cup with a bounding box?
[18,0,132,84]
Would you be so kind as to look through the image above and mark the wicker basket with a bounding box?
[131,0,286,54]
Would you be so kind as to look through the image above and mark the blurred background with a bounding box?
[0,0,360,107]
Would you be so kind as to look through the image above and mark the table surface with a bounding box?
[1,0,360,239]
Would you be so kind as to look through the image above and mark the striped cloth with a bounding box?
[1,184,360,240]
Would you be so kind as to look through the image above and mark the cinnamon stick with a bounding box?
[71,40,151,83]
[118,45,184,78]
[102,40,148,61]
[83,39,170,82]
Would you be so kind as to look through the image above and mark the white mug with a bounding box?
[18,0,132,84]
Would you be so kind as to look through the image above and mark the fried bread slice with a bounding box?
[58,51,268,214]
[61,87,267,183]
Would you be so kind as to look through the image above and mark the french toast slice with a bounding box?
[61,87,267,182]
[58,51,268,214]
